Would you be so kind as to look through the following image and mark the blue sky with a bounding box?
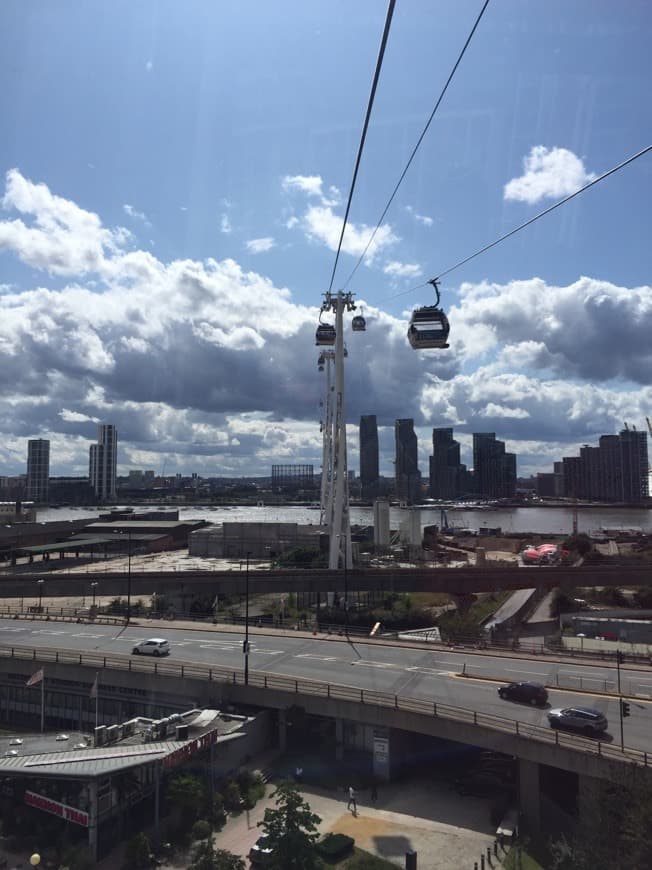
[0,0,651,481]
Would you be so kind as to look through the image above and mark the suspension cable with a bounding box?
[327,0,397,294]
[386,143,652,301]
[343,0,491,289]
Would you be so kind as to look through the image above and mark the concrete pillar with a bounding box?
[519,758,541,833]
[335,718,344,761]
[87,779,98,862]
[278,709,287,752]
[153,763,161,847]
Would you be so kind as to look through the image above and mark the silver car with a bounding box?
[132,638,170,657]
[547,706,607,736]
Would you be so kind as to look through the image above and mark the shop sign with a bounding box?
[162,729,218,770]
[24,790,89,827]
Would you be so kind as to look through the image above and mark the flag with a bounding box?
[89,673,98,700]
[26,669,43,688]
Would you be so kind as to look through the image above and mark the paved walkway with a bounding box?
[146,773,503,870]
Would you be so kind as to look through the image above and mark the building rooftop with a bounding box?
[0,708,246,779]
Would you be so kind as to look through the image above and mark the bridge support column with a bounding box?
[278,709,287,753]
[335,718,344,761]
[519,758,541,834]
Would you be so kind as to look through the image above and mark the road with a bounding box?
[1,618,650,751]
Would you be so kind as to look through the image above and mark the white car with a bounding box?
[55,734,70,741]
[9,738,23,746]
[132,638,170,657]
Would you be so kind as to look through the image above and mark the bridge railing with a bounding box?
[0,643,648,770]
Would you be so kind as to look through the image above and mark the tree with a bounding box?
[258,780,322,870]
[166,773,209,827]
[122,832,153,869]
[550,768,652,870]
[189,840,245,870]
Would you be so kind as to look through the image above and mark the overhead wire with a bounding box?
[327,0,397,294]
[343,0,492,290]
[387,143,652,301]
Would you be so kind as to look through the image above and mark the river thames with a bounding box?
[39,504,652,535]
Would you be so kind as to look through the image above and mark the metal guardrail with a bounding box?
[0,643,649,769]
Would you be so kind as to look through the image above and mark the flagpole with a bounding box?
[40,668,45,733]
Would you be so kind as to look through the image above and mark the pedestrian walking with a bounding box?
[370,781,378,803]
[347,786,357,813]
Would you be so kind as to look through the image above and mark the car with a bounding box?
[9,738,23,746]
[547,706,608,736]
[55,733,70,741]
[249,833,273,865]
[4,750,18,757]
[132,638,170,657]
[498,681,548,707]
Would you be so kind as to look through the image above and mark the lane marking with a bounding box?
[295,654,340,662]
[31,630,67,636]
[71,633,103,638]
[504,668,548,677]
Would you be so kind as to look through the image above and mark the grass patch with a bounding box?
[502,842,546,870]
[410,592,451,608]
[468,590,512,623]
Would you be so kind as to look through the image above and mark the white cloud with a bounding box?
[383,261,423,280]
[504,146,596,204]
[59,409,100,423]
[220,214,232,234]
[0,168,131,276]
[246,237,275,254]
[285,216,299,229]
[282,174,324,198]
[406,206,433,226]
[123,204,151,226]
[145,60,153,72]
[302,205,398,262]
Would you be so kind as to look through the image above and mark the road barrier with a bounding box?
[0,642,648,770]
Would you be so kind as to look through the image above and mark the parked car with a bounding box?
[498,681,548,707]
[249,833,273,865]
[132,638,170,657]
[547,706,608,736]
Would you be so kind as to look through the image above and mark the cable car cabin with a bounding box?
[351,315,366,332]
[315,324,336,346]
[407,306,450,349]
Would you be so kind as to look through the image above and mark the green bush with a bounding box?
[344,853,397,869]
[191,819,212,841]
[122,833,153,869]
[212,792,227,828]
[222,780,242,812]
[316,832,354,860]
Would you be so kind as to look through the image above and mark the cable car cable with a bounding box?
[327,0,397,294]
[430,144,652,285]
[386,143,652,301]
[342,0,491,290]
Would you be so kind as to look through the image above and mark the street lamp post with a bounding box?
[243,552,251,685]
[91,582,98,608]
[126,530,132,624]
[343,546,349,635]
[37,579,44,613]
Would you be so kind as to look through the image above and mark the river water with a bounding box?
[38,504,652,536]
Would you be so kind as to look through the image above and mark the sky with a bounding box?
[0,0,651,482]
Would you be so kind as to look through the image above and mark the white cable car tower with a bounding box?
[316,290,365,570]
[318,350,335,526]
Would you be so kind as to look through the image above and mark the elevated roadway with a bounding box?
[0,564,650,600]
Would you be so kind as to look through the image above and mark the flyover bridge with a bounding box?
[0,564,649,600]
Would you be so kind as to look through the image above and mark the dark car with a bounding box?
[249,834,273,865]
[498,681,548,707]
[547,706,608,736]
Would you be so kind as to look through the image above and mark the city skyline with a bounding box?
[0,2,650,481]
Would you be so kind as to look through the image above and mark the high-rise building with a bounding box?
[561,429,648,502]
[359,415,379,499]
[395,419,420,504]
[472,432,517,499]
[89,424,117,502]
[429,428,465,500]
[26,439,50,503]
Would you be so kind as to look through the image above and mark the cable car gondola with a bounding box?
[315,323,336,346]
[407,279,450,350]
[352,313,366,332]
